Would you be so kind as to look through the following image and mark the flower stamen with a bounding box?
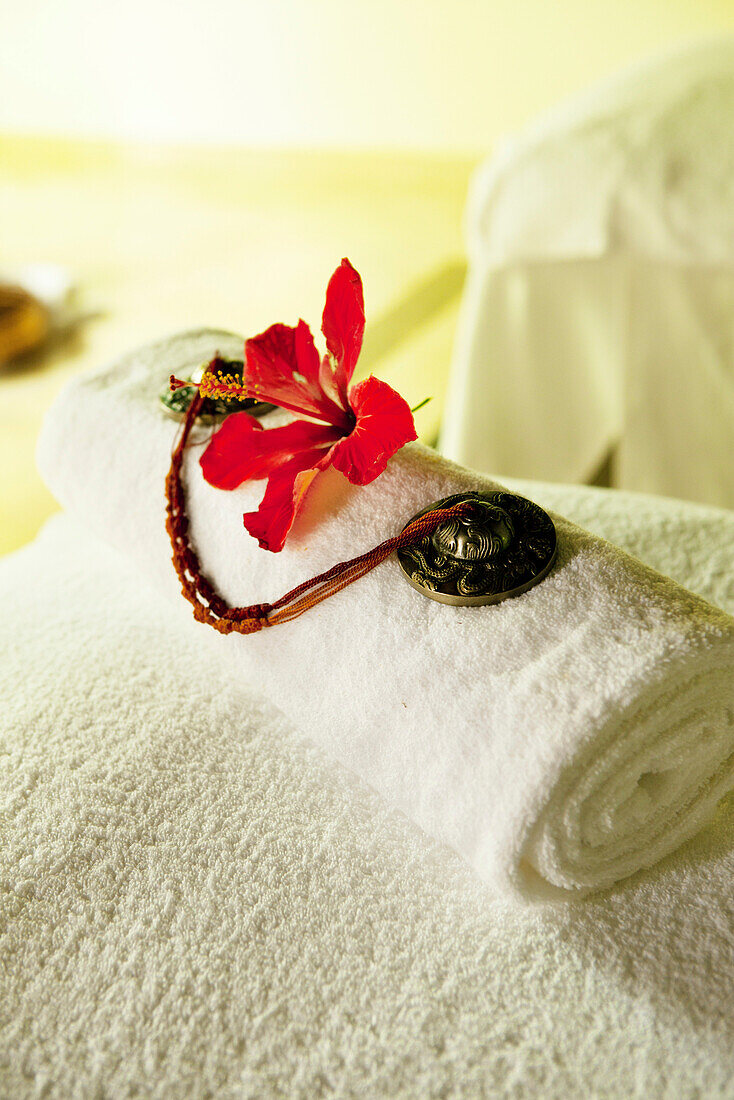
[199,371,250,401]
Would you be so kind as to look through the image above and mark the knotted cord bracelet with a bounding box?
[165,389,475,635]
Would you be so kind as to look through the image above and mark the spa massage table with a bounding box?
[3,132,733,1099]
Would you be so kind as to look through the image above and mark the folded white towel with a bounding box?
[3,512,734,1097]
[37,330,734,898]
[441,39,734,506]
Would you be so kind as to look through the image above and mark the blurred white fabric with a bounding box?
[441,38,734,507]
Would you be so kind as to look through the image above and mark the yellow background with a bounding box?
[3,1,734,150]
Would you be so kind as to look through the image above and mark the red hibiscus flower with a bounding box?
[199,259,417,552]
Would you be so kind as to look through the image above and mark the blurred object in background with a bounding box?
[0,283,48,365]
[0,263,77,366]
[442,37,734,508]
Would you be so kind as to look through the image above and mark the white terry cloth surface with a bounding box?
[36,329,734,900]
[440,38,734,507]
[3,491,734,1099]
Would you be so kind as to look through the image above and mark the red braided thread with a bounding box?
[165,389,474,634]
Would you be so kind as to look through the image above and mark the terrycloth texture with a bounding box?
[440,38,734,507]
[37,330,734,899]
[3,494,734,1099]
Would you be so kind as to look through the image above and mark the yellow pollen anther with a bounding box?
[199,370,250,401]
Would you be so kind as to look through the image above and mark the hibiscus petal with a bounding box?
[318,352,348,412]
[245,322,350,427]
[321,258,365,400]
[200,412,341,490]
[293,318,321,386]
[329,375,417,486]
[242,449,332,553]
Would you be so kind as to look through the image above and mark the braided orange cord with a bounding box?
[165,388,473,635]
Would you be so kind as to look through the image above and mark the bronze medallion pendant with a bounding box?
[397,490,557,606]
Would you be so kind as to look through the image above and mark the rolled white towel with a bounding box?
[37,330,734,899]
